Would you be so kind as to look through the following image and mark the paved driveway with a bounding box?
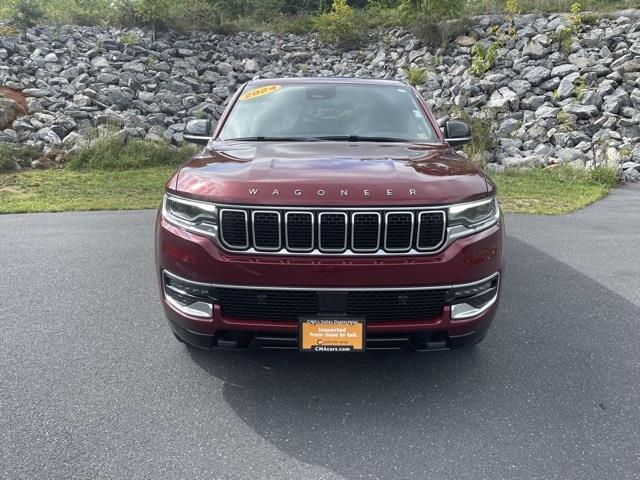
[1,185,639,480]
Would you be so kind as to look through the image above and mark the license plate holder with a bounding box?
[299,318,365,352]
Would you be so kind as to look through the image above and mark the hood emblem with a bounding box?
[248,188,417,197]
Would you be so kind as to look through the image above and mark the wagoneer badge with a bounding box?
[248,188,418,197]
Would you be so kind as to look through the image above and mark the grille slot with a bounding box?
[384,212,414,252]
[215,287,447,322]
[285,212,314,251]
[252,211,281,251]
[218,288,318,321]
[217,206,447,255]
[347,289,446,321]
[318,212,347,252]
[220,209,248,249]
[417,211,446,250]
[352,212,381,252]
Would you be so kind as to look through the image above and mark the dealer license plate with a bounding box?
[299,318,365,352]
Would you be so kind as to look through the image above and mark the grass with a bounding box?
[69,133,198,170]
[489,166,619,215]
[0,163,619,215]
[0,166,177,213]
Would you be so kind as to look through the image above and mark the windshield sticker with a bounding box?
[239,85,282,101]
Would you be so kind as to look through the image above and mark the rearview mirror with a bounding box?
[184,119,214,145]
[444,121,471,147]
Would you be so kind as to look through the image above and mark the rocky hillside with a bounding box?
[1,10,639,180]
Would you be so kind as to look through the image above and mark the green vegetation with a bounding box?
[0,135,198,213]
[0,159,618,215]
[315,0,361,47]
[550,2,583,54]
[0,143,41,172]
[68,133,198,170]
[0,0,635,37]
[0,166,176,213]
[404,66,427,87]
[489,165,618,215]
[470,42,499,77]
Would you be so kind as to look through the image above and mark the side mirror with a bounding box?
[184,119,214,145]
[444,121,471,147]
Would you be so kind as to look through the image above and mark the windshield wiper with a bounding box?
[223,136,323,142]
[313,135,415,143]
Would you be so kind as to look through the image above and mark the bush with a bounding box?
[9,0,44,27]
[0,144,41,172]
[469,42,498,76]
[69,133,198,170]
[404,66,427,86]
[315,0,362,48]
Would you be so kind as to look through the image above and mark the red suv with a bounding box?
[155,78,504,352]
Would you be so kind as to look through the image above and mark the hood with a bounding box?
[172,141,489,206]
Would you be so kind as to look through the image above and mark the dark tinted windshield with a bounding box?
[218,83,439,143]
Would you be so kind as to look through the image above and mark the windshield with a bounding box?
[218,83,439,143]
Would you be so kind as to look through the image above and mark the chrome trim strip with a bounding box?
[167,195,485,211]
[351,212,381,253]
[165,295,214,318]
[451,291,499,319]
[219,208,249,250]
[251,210,281,252]
[284,211,314,252]
[384,211,414,252]
[318,211,348,253]
[416,210,447,251]
[162,269,500,292]
[162,271,213,318]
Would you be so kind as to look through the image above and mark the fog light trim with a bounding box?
[163,270,214,319]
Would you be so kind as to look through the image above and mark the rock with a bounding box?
[35,127,62,146]
[244,59,259,73]
[455,36,476,46]
[486,87,519,112]
[603,88,631,114]
[91,56,110,67]
[550,64,578,77]
[73,94,92,107]
[497,118,520,137]
[0,98,21,129]
[556,147,587,163]
[563,104,599,119]
[623,58,640,73]
[581,91,603,109]
[622,161,640,172]
[215,62,233,75]
[522,38,546,59]
[106,87,134,109]
[556,72,579,100]
[44,52,59,63]
[62,131,85,148]
[525,66,551,86]
[0,129,18,143]
[536,105,559,119]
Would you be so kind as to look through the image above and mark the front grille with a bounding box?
[216,287,447,322]
[218,207,447,255]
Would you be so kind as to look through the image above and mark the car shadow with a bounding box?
[188,236,640,479]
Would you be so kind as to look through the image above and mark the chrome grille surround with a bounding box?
[219,208,249,249]
[217,204,450,256]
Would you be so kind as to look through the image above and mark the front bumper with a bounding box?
[155,211,504,351]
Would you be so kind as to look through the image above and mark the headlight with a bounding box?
[448,197,499,231]
[162,194,218,238]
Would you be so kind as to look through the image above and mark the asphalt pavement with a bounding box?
[1,184,639,480]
